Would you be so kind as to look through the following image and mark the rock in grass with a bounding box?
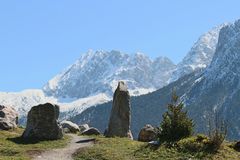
[105,81,133,139]
[61,120,80,133]
[138,124,157,142]
[82,127,101,135]
[22,103,63,140]
[0,105,18,130]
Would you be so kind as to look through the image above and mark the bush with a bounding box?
[158,91,194,143]
[177,134,209,153]
[207,113,227,151]
[177,112,227,153]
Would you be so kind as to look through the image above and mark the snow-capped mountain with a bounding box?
[0,51,177,122]
[43,50,176,99]
[170,24,227,82]
[0,20,232,126]
[72,20,240,139]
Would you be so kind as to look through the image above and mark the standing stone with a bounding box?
[105,81,133,139]
[0,105,18,130]
[22,103,63,140]
[138,124,157,142]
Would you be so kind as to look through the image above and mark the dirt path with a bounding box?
[33,134,94,160]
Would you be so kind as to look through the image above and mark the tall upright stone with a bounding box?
[22,103,63,140]
[105,81,133,139]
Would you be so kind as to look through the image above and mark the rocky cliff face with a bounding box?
[182,19,240,139]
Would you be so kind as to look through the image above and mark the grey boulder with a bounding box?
[138,124,157,142]
[22,103,63,140]
[79,124,90,132]
[82,127,101,135]
[0,105,18,130]
[61,120,80,133]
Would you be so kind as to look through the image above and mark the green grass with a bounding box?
[73,135,240,160]
[0,128,70,160]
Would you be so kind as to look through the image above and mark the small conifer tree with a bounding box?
[158,90,194,142]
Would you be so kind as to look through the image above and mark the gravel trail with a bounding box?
[33,134,94,160]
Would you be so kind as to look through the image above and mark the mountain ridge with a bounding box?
[43,50,176,99]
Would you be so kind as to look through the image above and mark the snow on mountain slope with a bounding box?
[43,50,176,99]
[170,23,227,82]
[0,90,110,124]
[59,93,111,120]
[0,90,55,117]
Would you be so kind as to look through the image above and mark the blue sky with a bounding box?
[0,0,239,91]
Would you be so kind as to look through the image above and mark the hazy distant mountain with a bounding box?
[0,90,110,124]
[71,20,240,140]
[43,50,176,99]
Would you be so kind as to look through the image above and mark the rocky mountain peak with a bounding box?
[43,50,176,99]
[170,23,227,82]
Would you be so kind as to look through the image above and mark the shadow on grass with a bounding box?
[76,138,96,144]
[7,136,42,144]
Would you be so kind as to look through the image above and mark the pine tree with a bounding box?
[158,90,194,142]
